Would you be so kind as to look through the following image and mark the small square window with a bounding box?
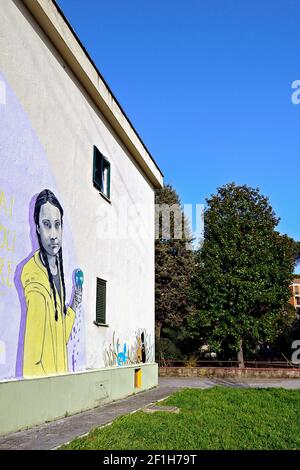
[93,146,111,199]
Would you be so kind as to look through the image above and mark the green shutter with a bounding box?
[96,278,106,324]
[93,146,111,199]
[93,146,102,192]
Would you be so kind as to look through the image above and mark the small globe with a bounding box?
[75,269,84,288]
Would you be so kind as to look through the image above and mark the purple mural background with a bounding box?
[0,71,86,380]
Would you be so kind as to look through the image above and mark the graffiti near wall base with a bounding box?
[104,329,154,367]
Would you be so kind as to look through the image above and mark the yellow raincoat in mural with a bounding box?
[21,250,75,377]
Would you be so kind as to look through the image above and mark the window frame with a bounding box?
[93,145,111,201]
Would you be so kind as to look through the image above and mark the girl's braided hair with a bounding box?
[34,189,67,321]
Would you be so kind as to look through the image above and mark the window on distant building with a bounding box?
[93,145,111,200]
[295,286,300,296]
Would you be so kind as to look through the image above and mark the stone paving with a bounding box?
[0,376,300,450]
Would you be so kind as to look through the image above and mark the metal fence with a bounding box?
[158,359,300,369]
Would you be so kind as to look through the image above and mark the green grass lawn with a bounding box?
[60,387,300,450]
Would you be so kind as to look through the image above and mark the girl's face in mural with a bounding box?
[37,202,62,256]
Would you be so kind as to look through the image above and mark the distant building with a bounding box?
[289,277,300,314]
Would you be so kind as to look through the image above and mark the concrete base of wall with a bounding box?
[159,366,300,379]
[0,363,158,436]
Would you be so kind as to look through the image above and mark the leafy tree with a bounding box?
[191,183,297,367]
[155,184,195,344]
[155,327,186,364]
[264,302,299,359]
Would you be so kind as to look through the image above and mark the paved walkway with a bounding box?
[1,376,300,450]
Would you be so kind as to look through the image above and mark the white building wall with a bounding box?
[0,0,156,373]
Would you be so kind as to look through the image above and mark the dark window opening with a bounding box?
[93,145,111,199]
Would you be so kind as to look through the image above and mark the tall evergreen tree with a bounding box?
[155,184,195,344]
[191,183,297,366]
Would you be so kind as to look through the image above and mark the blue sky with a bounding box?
[58,0,300,244]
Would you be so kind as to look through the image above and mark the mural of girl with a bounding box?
[21,189,82,377]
